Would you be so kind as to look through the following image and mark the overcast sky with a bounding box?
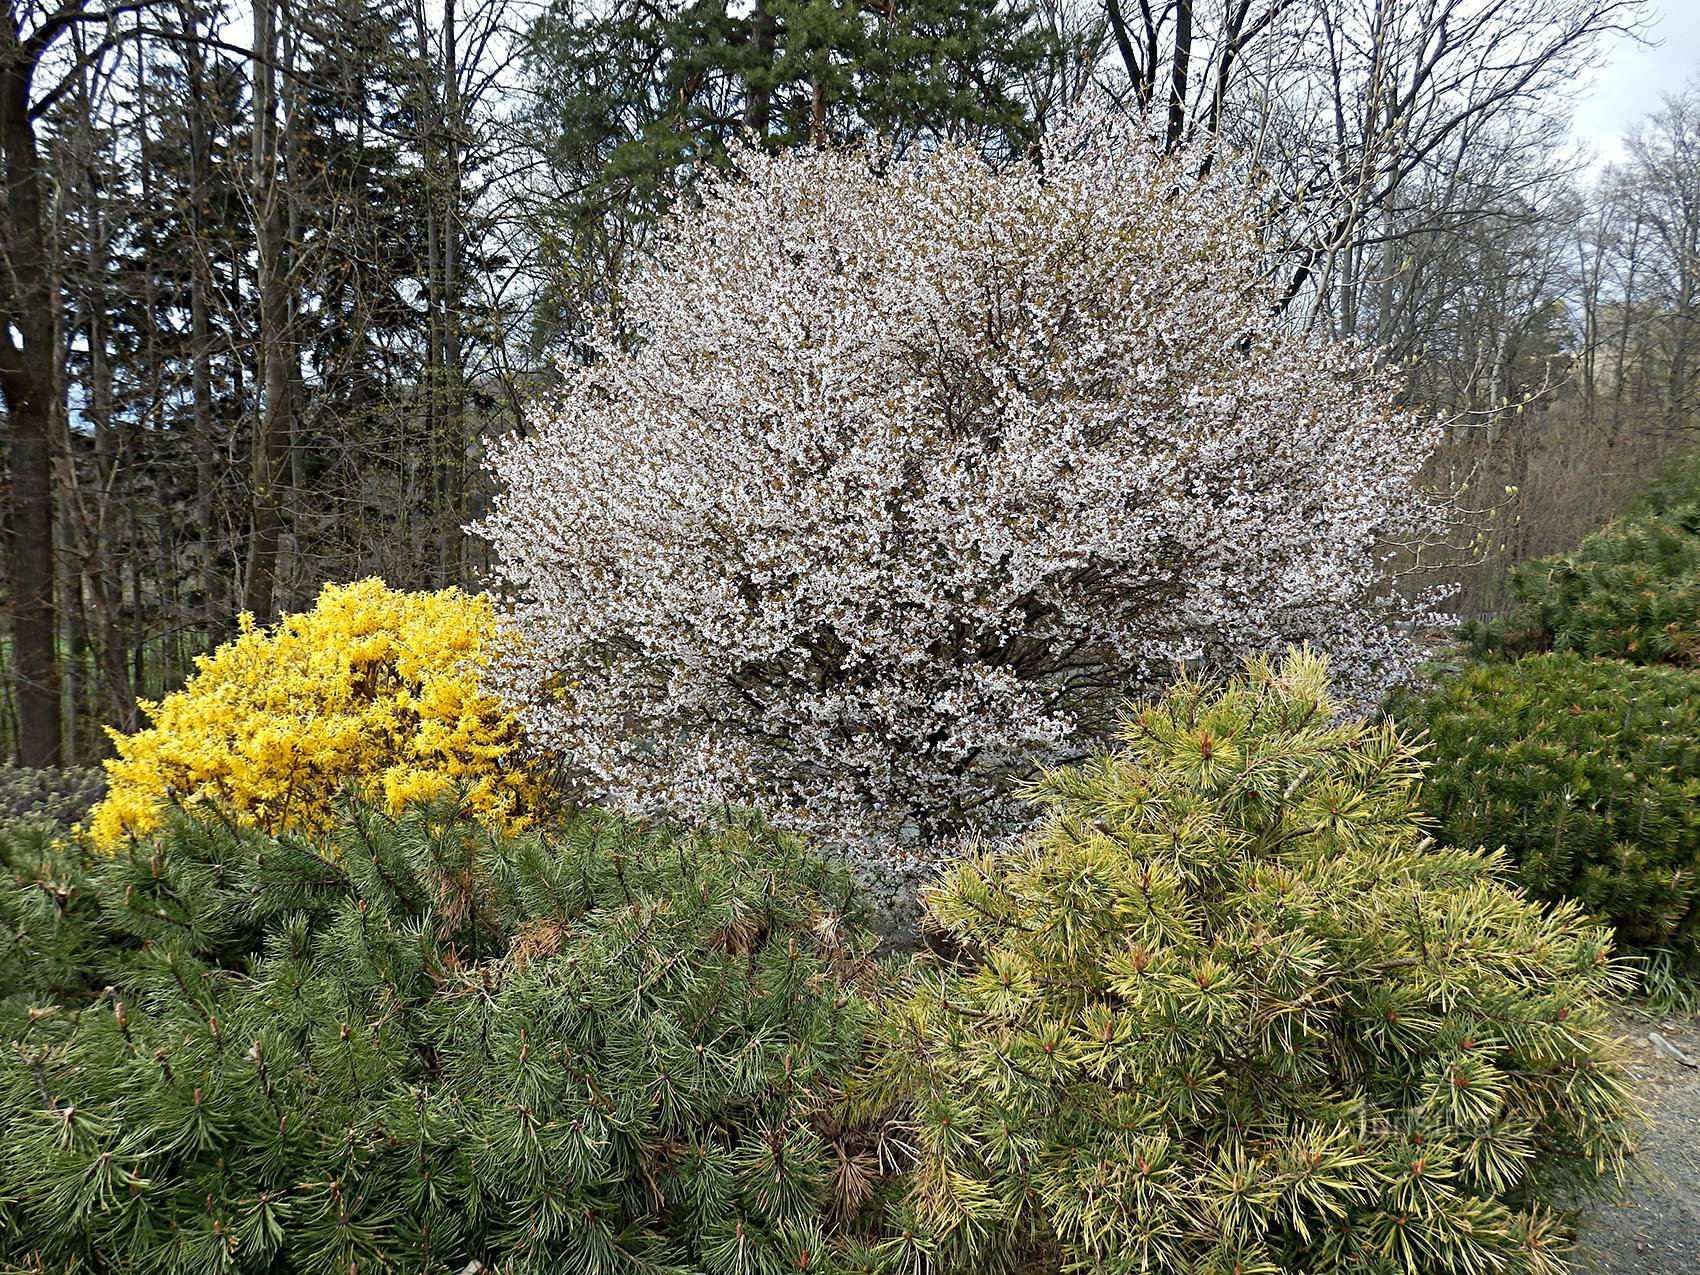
[1570,2,1700,163]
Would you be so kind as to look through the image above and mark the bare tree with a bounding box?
[1624,83,1700,429]
[1087,0,1643,335]
[0,0,167,764]
[240,0,289,620]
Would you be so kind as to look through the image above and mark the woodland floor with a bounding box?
[1571,1008,1700,1274]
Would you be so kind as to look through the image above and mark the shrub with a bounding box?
[1629,446,1700,517]
[854,650,1640,1275]
[1411,652,1700,968]
[1467,505,1700,665]
[0,825,106,1022]
[0,764,104,833]
[84,578,542,850]
[476,113,1441,880]
[0,796,883,1272]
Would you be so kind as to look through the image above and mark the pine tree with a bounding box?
[1464,500,1700,665]
[1,796,883,1272]
[853,650,1643,1275]
[1410,651,1700,972]
[518,0,1066,341]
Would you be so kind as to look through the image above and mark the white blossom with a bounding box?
[475,113,1444,882]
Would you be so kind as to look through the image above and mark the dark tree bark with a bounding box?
[1164,0,1190,151]
[743,0,777,138]
[243,0,291,621]
[178,0,224,623]
[61,54,139,736]
[0,9,70,765]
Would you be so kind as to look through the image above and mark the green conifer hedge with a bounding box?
[855,652,1642,1275]
[1466,504,1700,665]
[1412,652,1700,970]
[0,798,883,1273]
[0,765,103,837]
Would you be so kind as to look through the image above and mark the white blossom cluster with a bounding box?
[476,114,1443,887]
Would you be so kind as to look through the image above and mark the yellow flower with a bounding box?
[85,579,541,850]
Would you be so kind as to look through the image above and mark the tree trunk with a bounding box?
[244,0,291,621]
[0,41,63,765]
[1165,0,1192,151]
[67,83,140,737]
[743,0,777,139]
[183,1,221,625]
[439,0,465,584]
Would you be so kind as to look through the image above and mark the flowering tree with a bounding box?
[477,117,1442,881]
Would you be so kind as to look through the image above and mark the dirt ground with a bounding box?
[1570,1009,1700,1274]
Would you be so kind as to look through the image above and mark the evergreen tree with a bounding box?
[1410,652,1700,972]
[1466,502,1700,666]
[519,0,1069,339]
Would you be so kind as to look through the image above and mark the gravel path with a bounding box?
[1571,1009,1700,1274]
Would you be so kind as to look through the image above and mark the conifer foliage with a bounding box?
[1413,652,1700,971]
[856,651,1641,1275]
[0,797,878,1273]
[1467,504,1700,665]
[0,766,103,836]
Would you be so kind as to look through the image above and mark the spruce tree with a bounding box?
[518,0,1068,339]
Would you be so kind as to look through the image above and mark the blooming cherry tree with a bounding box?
[476,117,1442,881]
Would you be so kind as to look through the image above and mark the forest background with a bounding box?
[1,0,1696,767]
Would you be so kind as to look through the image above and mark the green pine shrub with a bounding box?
[854,651,1641,1275]
[0,765,104,835]
[1628,446,1700,517]
[1411,652,1700,969]
[0,795,886,1273]
[1464,504,1700,665]
[0,825,109,1026]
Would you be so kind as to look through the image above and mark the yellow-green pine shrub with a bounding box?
[85,579,541,848]
[855,650,1640,1275]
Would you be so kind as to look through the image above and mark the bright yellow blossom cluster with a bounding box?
[85,579,542,850]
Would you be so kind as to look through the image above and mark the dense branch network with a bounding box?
[478,115,1444,876]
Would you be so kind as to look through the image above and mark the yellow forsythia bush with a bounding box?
[85,579,542,849]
